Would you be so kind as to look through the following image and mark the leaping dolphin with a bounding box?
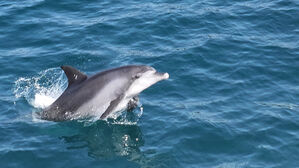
[41,65,169,121]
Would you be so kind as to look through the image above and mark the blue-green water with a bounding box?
[1,0,299,167]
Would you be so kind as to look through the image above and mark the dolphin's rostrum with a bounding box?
[41,65,169,121]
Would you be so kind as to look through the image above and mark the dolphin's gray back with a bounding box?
[41,66,144,121]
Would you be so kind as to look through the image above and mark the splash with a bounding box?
[13,67,67,109]
[109,106,143,125]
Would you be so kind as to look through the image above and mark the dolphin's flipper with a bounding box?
[61,65,88,87]
[100,95,124,119]
[127,96,139,112]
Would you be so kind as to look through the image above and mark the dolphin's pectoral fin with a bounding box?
[100,95,123,119]
[127,96,139,112]
[61,65,88,87]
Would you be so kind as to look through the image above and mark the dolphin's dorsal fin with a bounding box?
[61,65,87,87]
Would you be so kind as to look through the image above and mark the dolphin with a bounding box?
[41,65,169,121]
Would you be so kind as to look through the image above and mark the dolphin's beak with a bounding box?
[155,72,169,80]
[163,72,169,79]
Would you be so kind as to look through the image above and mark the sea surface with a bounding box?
[0,0,299,167]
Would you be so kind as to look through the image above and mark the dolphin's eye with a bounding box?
[134,73,142,79]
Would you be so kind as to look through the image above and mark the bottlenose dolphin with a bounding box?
[41,65,169,121]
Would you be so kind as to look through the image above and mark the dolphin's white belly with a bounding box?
[111,97,131,114]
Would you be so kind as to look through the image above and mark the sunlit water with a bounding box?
[1,0,299,167]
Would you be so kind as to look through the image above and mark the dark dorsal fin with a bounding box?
[61,65,87,87]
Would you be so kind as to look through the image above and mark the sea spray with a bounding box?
[13,67,67,109]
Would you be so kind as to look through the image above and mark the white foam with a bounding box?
[32,94,56,109]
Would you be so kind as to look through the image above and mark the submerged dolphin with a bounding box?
[41,65,169,121]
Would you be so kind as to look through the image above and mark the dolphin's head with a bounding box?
[126,65,169,97]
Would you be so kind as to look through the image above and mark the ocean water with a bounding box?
[0,0,299,167]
